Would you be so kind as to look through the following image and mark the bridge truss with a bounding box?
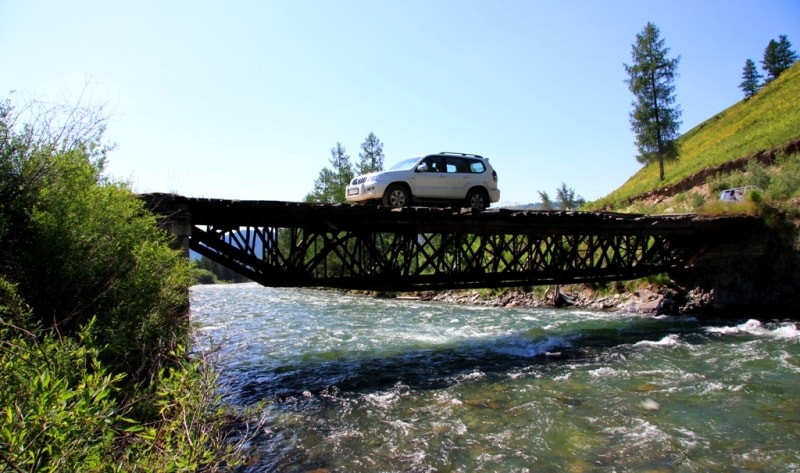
[142,194,765,291]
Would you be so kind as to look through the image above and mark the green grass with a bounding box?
[589,62,800,210]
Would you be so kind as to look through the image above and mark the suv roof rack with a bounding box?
[438,152,486,160]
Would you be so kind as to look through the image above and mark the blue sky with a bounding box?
[2,1,799,205]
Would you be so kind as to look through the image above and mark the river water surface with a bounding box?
[190,283,800,472]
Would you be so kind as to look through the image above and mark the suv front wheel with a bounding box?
[383,184,410,208]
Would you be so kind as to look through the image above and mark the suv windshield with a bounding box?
[388,157,421,171]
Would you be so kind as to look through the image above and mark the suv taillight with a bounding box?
[492,170,497,182]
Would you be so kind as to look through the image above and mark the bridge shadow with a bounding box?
[226,314,751,407]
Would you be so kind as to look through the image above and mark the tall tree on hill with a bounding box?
[305,142,354,204]
[624,22,682,181]
[761,35,798,83]
[357,132,385,174]
[739,59,763,99]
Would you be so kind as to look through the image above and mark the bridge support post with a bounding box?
[166,217,192,257]
[140,194,193,258]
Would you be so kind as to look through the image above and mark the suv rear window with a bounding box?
[468,159,486,173]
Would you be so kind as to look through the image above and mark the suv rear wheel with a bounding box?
[466,188,489,211]
[383,184,410,208]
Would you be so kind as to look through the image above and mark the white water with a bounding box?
[191,283,800,472]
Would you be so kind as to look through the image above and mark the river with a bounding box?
[190,283,800,472]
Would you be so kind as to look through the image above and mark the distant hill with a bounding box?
[500,202,556,211]
[589,61,800,211]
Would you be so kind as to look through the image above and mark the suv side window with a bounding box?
[468,159,486,173]
[446,157,471,174]
[422,156,445,172]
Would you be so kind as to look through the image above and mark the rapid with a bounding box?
[190,283,800,472]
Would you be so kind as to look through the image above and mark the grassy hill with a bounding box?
[589,61,800,211]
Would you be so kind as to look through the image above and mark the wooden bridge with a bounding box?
[141,193,771,291]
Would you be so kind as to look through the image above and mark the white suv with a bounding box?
[345,152,500,210]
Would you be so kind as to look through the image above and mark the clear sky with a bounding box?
[2,1,799,205]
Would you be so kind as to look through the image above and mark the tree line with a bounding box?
[739,35,798,99]
[625,26,796,182]
[304,131,385,204]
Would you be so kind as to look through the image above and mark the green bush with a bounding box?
[690,191,706,209]
[745,159,772,190]
[765,153,800,201]
[192,266,219,284]
[0,295,243,472]
[0,99,246,469]
[0,291,124,472]
[0,100,191,390]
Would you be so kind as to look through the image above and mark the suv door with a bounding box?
[446,156,476,198]
[413,156,449,198]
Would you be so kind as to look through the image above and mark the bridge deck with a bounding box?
[142,194,769,290]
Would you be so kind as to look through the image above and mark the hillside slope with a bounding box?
[590,61,800,210]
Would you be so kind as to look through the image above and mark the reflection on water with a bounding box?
[191,283,800,472]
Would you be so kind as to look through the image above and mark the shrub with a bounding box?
[0,293,244,472]
[192,266,219,284]
[765,154,800,201]
[0,298,124,473]
[698,199,761,216]
[0,99,191,391]
[0,98,246,468]
[690,191,706,209]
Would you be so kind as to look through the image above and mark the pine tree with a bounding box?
[761,35,798,83]
[305,142,354,204]
[739,59,763,99]
[537,191,553,210]
[624,22,682,181]
[357,132,384,174]
[556,183,585,210]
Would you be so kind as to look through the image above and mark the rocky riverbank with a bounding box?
[403,284,694,316]
[400,277,798,317]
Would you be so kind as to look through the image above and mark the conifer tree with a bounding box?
[739,59,763,99]
[357,132,384,174]
[761,35,798,83]
[537,191,553,210]
[624,22,682,181]
[305,142,354,204]
[556,183,585,210]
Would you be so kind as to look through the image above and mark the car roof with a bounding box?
[428,152,488,160]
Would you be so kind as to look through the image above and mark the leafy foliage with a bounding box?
[0,100,192,385]
[624,22,682,180]
[0,305,243,472]
[194,256,249,283]
[0,314,124,473]
[0,98,246,470]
